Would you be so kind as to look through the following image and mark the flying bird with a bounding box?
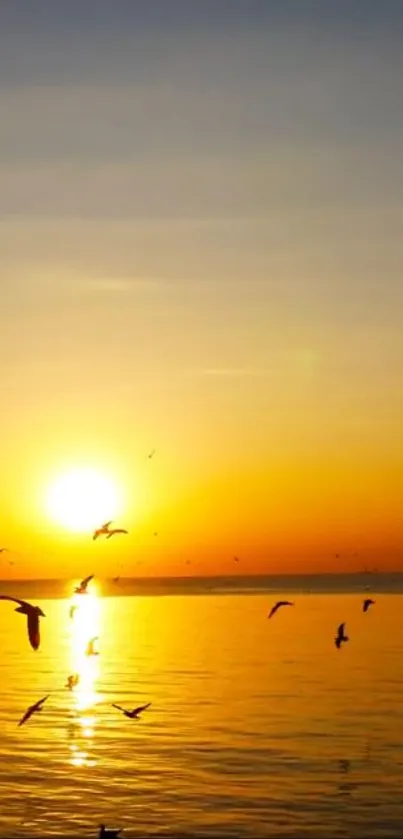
[99,826,122,839]
[0,595,45,650]
[93,521,113,540]
[74,574,94,594]
[18,695,49,727]
[268,600,294,619]
[65,673,79,691]
[86,636,99,656]
[69,604,77,619]
[106,528,128,539]
[335,622,349,649]
[234,556,239,563]
[147,449,155,459]
[363,598,375,613]
[0,548,9,554]
[112,702,151,720]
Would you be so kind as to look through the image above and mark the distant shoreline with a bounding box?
[0,570,402,598]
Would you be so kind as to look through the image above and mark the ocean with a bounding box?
[0,574,402,837]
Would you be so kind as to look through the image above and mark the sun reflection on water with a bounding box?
[67,588,102,767]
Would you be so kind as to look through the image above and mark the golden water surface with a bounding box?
[0,591,402,837]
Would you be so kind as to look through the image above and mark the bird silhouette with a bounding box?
[86,636,99,656]
[93,521,113,540]
[0,595,45,650]
[65,673,79,691]
[335,622,349,649]
[75,574,94,594]
[99,826,122,838]
[147,449,155,459]
[69,604,77,619]
[106,529,128,539]
[112,702,151,719]
[363,598,375,613]
[268,600,294,619]
[18,695,49,727]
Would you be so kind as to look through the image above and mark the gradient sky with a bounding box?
[1,1,403,578]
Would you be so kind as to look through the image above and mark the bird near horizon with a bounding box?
[335,622,349,649]
[268,600,294,619]
[18,695,49,727]
[74,574,94,595]
[93,521,113,540]
[112,702,151,719]
[106,528,128,539]
[0,595,45,650]
[363,598,375,613]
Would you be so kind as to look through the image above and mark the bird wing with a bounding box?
[35,695,49,711]
[80,574,94,588]
[107,529,128,538]
[268,603,279,618]
[18,705,34,726]
[102,521,113,529]
[337,622,345,636]
[27,611,40,650]
[133,702,151,715]
[112,704,125,713]
[0,594,29,610]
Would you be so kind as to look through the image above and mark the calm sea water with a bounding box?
[0,576,402,837]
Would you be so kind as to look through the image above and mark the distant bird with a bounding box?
[65,673,79,691]
[75,574,94,594]
[363,598,375,613]
[99,825,122,839]
[268,600,294,619]
[106,528,128,539]
[113,576,120,584]
[112,702,151,720]
[147,449,155,460]
[0,548,8,554]
[86,636,99,656]
[0,595,45,650]
[154,532,158,537]
[234,556,239,563]
[18,695,49,727]
[335,622,349,649]
[93,521,113,541]
[69,604,77,619]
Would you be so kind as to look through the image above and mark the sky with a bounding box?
[1,1,403,578]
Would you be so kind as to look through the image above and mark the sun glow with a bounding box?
[45,467,121,533]
[68,587,101,768]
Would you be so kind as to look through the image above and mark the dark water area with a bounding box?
[0,571,402,600]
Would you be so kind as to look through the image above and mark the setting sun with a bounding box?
[45,467,121,533]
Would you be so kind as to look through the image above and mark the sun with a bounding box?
[46,467,121,533]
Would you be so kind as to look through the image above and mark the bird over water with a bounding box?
[335,622,349,649]
[268,600,294,619]
[112,702,151,720]
[0,595,45,650]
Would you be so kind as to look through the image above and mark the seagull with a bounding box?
[75,574,94,595]
[268,600,294,619]
[99,826,122,839]
[65,673,79,691]
[86,636,99,656]
[112,702,151,720]
[106,528,128,539]
[0,595,45,650]
[18,695,49,727]
[363,598,375,613]
[335,622,349,649]
[93,521,113,541]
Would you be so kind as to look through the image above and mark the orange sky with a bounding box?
[1,4,402,578]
